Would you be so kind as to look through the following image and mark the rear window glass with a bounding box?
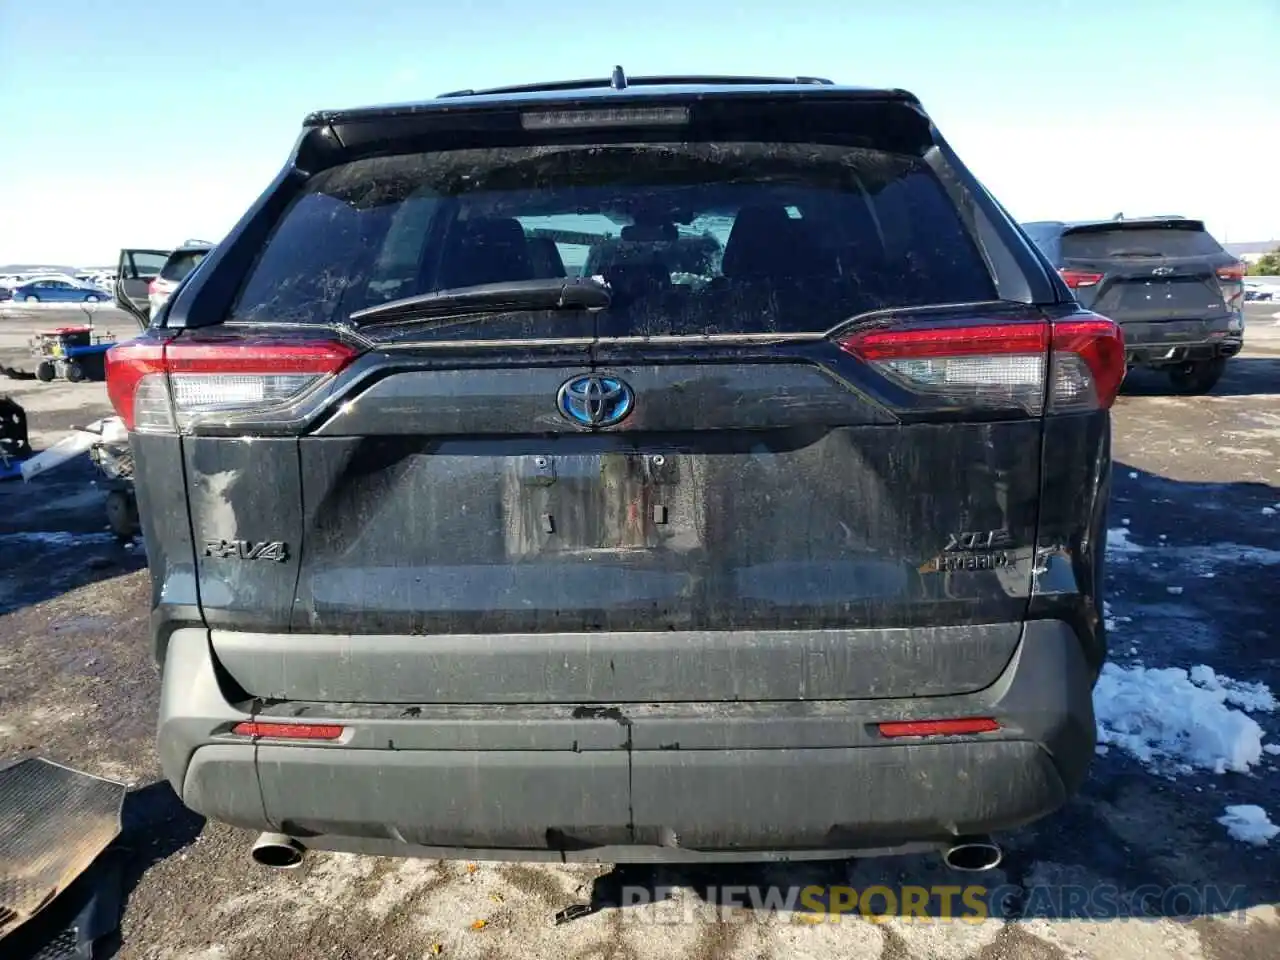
[231,142,996,339]
[129,251,170,279]
[161,250,208,282]
[1061,225,1225,260]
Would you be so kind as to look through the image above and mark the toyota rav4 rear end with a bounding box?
[107,74,1119,864]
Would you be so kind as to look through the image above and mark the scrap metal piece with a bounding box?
[0,758,126,941]
[18,417,126,483]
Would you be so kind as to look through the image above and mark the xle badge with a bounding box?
[919,530,1014,574]
[203,539,289,562]
[943,530,1014,551]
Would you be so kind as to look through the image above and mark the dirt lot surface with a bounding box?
[2,303,1280,959]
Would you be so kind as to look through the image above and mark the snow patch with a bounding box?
[1108,536,1280,573]
[1217,806,1279,846]
[1102,600,1132,631]
[1094,663,1276,774]
[1189,665,1278,712]
[1107,527,1144,555]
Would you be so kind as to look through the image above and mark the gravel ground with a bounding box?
[2,303,1279,960]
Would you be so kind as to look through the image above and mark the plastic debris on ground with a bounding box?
[19,417,127,482]
[1093,663,1277,774]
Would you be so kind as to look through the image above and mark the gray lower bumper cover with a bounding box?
[158,620,1096,858]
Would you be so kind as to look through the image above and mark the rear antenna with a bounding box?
[610,65,627,90]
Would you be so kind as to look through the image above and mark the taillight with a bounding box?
[836,312,1125,415]
[105,339,168,431]
[1048,317,1126,412]
[1059,269,1103,289]
[1216,261,1247,311]
[105,337,360,433]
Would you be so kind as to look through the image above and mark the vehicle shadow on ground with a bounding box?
[6,781,205,960]
[1120,357,1280,398]
[98,781,208,958]
[568,459,1280,926]
[0,457,145,616]
[0,534,145,616]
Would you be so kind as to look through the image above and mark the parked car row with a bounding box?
[1245,278,1276,301]
[0,274,111,303]
[0,244,215,320]
[112,240,215,321]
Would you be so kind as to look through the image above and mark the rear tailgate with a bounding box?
[1059,220,1238,327]
[117,96,1116,706]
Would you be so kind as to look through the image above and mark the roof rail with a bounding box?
[437,70,835,98]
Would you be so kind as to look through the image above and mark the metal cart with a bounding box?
[89,432,139,540]
[31,326,116,383]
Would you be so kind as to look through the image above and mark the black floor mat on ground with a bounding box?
[0,758,126,941]
[2,849,127,960]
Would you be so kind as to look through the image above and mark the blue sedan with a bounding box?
[9,277,110,303]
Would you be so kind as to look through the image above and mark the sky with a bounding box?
[1,0,1277,265]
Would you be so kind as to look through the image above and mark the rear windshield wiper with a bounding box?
[348,277,611,328]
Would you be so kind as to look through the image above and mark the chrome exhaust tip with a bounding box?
[942,837,1002,872]
[250,832,305,869]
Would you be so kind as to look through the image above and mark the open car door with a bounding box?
[113,248,170,328]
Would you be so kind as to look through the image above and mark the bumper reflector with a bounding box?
[878,718,1000,738]
[231,722,345,740]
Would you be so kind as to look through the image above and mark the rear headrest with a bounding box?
[526,236,566,279]
[437,217,533,288]
[721,205,833,281]
[721,206,796,280]
[604,260,671,300]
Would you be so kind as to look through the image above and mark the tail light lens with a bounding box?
[105,337,360,433]
[1060,269,1103,289]
[837,312,1125,415]
[1048,317,1126,412]
[1216,261,1246,311]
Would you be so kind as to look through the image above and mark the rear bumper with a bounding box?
[158,620,1097,861]
[1121,316,1243,366]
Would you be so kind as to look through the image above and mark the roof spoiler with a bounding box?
[437,68,836,98]
[1066,217,1206,233]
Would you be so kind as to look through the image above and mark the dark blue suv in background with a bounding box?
[1022,216,1245,394]
[106,70,1123,871]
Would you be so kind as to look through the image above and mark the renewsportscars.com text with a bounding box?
[614,883,1250,924]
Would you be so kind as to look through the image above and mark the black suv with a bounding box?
[106,72,1121,867]
[1022,216,1245,393]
